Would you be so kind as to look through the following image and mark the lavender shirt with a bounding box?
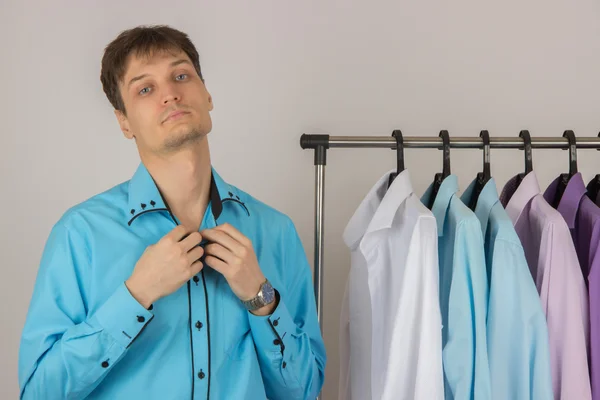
[500,171,591,400]
[544,172,600,400]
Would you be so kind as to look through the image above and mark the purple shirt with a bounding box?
[544,172,600,400]
[500,171,591,400]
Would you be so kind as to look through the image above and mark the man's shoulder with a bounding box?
[229,183,294,231]
[54,179,130,230]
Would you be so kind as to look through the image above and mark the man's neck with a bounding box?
[143,138,212,232]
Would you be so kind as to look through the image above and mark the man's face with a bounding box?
[115,48,213,155]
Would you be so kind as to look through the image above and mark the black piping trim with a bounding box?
[187,280,196,399]
[267,291,285,356]
[128,208,169,226]
[201,270,212,400]
[221,198,250,216]
[125,315,154,349]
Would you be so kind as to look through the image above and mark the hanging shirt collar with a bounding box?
[543,172,587,229]
[500,171,541,225]
[460,177,499,238]
[126,162,248,226]
[421,174,459,236]
[342,169,414,249]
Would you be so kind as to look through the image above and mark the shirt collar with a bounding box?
[543,172,586,229]
[342,169,414,249]
[127,162,248,226]
[421,174,459,237]
[499,171,541,225]
[460,177,499,238]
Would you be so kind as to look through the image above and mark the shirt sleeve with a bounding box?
[18,217,154,400]
[443,218,491,400]
[542,221,592,399]
[247,217,327,400]
[487,238,553,399]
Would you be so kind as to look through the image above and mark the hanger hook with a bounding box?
[563,130,577,175]
[439,130,450,177]
[391,130,404,172]
[480,130,490,178]
[519,130,533,174]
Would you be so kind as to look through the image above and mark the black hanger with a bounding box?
[516,130,533,188]
[388,130,404,189]
[428,130,451,209]
[586,131,600,202]
[469,130,491,210]
[552,130,578,208]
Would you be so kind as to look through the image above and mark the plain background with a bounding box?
[3,0,600,399]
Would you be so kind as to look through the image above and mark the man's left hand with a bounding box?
[200,223,276,316]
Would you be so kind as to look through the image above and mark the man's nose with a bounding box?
[162,84,181,104]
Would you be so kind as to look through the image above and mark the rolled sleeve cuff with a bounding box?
[248,292,296,356]
[90,282,154,349]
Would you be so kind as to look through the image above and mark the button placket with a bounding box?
[189,272,210,396]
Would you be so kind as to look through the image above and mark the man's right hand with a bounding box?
[125,225,204,308]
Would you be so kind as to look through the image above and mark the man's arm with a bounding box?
[247,218,327,400]
[18,217,154,400]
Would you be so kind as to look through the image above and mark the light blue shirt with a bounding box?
[461,178,553,400]
[18,163,326,400]
[421,175,491,400]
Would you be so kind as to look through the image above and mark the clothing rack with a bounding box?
[299,131,600,334]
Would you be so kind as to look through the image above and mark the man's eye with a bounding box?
[139,87,150,95]
[176,74,188,81]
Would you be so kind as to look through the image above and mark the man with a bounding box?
[18,25,326,400]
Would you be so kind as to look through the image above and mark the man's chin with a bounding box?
[162,128,207,151]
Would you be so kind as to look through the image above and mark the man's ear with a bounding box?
[114,109,134,140]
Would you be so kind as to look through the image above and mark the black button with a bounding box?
[101,360,109,368]
[195,321,203,330]
[150,200,156,206]
[130,209,135,215]
[148,304,153,311]
[193,276,199,283]
[137,316,145,323]
[273,339,281,346]
[282,362,287,369]
[198,370,205,379]
[273,319,279,327]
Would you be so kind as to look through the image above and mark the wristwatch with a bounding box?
[242,279,276,311]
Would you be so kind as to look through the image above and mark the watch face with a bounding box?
[261,282,275,304]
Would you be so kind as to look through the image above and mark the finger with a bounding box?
[212,223,250,246]
[190,259,204,276]
[204,243,235,265]
[180,231,203,252]
[187,246,205,266]
[201,228,244,255]
[165,225,190,242]
[204,255,229,276]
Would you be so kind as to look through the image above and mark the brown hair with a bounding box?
[100,25,204,115]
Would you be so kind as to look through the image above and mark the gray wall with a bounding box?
[2,1,600,399]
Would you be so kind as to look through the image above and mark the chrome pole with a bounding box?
[314,164,325,330]
[326,135,600,149]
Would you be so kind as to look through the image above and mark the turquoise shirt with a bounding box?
[18,163,326,400]
[421,175,491,400]
[461,178,553,400]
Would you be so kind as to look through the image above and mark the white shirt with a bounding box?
[339,169,444,400]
